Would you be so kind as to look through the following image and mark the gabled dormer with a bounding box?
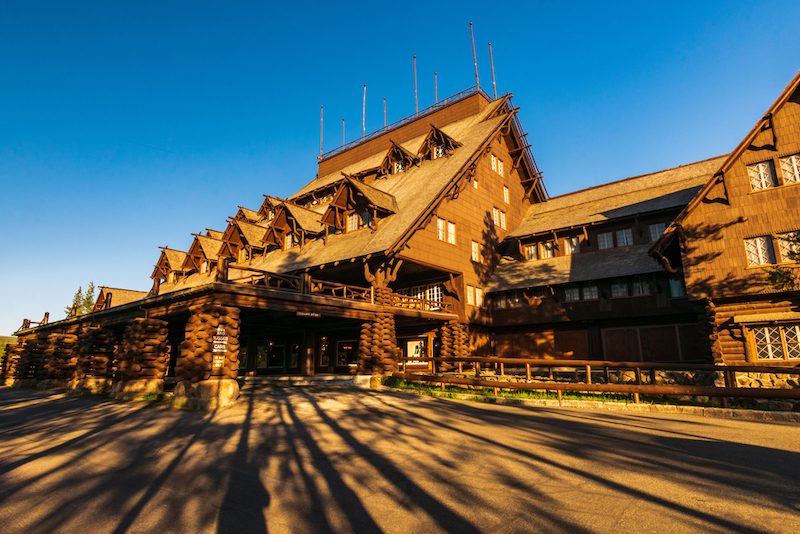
[292,182,340,210]
[263,202,324,250]
[182,233,224,274]
[218,219,269,263]
[257,195,283,222]
[205,228,224,240]
[320,177,398,234]
[233,206,263,223]
[417,124,463,161]
[379,141,416,176]
[151,247,188,284]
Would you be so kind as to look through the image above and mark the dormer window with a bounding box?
[168,272,177,283]
[433,145,445,159]
[268,209,276,220]
[201,261,209,273]
[284,233,300,250]
[394,161,405,174]
[347,210,372,232]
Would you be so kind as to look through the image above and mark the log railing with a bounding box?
[309,279,373,303]
[393,356,800,405]
[392,294,452,313]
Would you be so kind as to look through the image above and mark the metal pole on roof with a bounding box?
[435,72,438,103]
[363,84,366,138]
[383,97,386,127]
[414,55,418,115]
[319,106,323,157]
[342,118,345,146]
[489,42,497,99]
[470,22,479,89]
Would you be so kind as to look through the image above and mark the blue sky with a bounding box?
[2,1,799,335]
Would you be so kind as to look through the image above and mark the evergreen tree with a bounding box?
[64,282,97,317]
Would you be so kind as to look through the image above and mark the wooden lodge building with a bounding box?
[4,71,800,390]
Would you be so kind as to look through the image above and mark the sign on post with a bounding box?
[212,327,228,368]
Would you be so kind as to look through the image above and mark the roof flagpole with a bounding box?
[470,22,479,89]
[363,84,366,139]
[414,55,418,115]
[342,118,345,146]
[319,105,323,157]
[383,97,386,127]
[489,42,497,99]
[435,72,438,103]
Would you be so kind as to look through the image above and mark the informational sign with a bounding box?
[212,327,228,368]
[297,311,322,318]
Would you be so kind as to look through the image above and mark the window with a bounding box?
[564,284,581,301]
[564,236,580,255]
[648,222,666,242]
[494,289,525,309]
[669,278,685,297]
[745,236,776,266]
[780,154,800,184]
[284,233,299,249]
[491,154,497,172]
[616,228,634,247]
[433,145,446,159]
[598,232,614,250]
[437,217,456,244]
[611,279,628,298]
[471,241,483,262]
[778,232,799,263]
[167,271,176,283]
[503,186,509,204]
[466,285,475,306]
[201,261,209,274]
[473,179,479,189]
[475,287,484,306]
[268,209,276,220]
[394,161,405,174]
[748,160,777,191]
[524,244,539,261]
[347,213,360,232]
[541,241,555,259]
[631,275,649,296]
[583,282,598,300]
[427,285,443,303]
[498,160,504,177]
[752,324,800,360]
[499,211,506,230]
[492,208,500,226]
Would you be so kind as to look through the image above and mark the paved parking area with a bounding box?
[0,385,798,533]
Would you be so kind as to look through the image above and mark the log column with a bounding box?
[43,332,78,383]
[111,318,169,399]
[439,320,469,370]
[362,259,403,375]
[72,327,116,393]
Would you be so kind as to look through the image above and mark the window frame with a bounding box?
[616,228,634,247]
[744,236,777,266]
[747,160,778,191]
[751,323,800,361]
[780,154,800,185]
[597,231,614,250]
[564,236,580,255]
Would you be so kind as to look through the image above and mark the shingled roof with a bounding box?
[487,244,664,292]
[196,235,222,261]
[95,287,148,309]
[508,156,726,238]
[282,203,325,234]
[349,179,398,213]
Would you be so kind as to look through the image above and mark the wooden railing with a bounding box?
[393,356,800,405]
[310,279,373,303]
[392,294,452,313]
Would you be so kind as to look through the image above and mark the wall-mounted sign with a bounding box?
[212,327,228,368]
[297,311,322,318]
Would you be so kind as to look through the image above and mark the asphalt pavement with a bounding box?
[0,385,798,533]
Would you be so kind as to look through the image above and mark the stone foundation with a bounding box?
[36,378,69,390]
[109,379,164,400]
[173,379,239,409]
[68,378,113,395]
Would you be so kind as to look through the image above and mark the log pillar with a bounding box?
[362,259,403,375]
[438,320,469,371]
[173,303,241,408]
[110,318,169,400]
[70,327,116,393]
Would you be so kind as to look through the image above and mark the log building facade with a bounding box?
[4,71,800,392]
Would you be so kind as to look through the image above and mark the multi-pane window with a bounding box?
[611,279,628,298]
[493,208,506,228]
[669,278,686,297]
[437,218,456,244]
[284,233,300,249]
[499,211,506,230]
[490,154,504,176]
[473,179,479,189]
[583,282,599,300]
[748,160,778,191]
[598,232,614,250]
[752,324,800,360]
[471,241,483,263]
[394,161,405,174]
[491,154,497,172]
[745,236,776,266]
[433,145,445,159]
[778,232,799,263]
[494,289,525,309]
[780,154,800,184]
[524,244,539,261]
[564,284,581,301]
[201,261,210,274]
[503,186,509,204]
[564,236,580,255]
[648,222,666,242]
[396,284,444,310]
[466,285,475,306]
[268,209,276,220]
[616,228,634,247]
[347,213,360,232]
[631,275,650,296]
[541,241,555,259]
[475,287,484,306]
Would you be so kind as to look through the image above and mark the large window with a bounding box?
[564,284,581,301]
[437,217,456,244]
[598,232,614,250]
[524,244,538,261]
[564,236,580,255]
[433,145,446,159]
[492,208,506,229]
[611,278,628,297]
[748,160,778,191]
[503,186,510,204]
[631,275,650,296]
[648,222,666,242]
[471,241,484,263]
[616,228,634,247]
[284,233,300,249]
[752,324,800,360]
[780,154,800,184]
[778,232,799,262]
[745,236,776,266]
[466,285,484,307]
[347,210,372,232]
[494,289,525,309]
[541,241,555,259]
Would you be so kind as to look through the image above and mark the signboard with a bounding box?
[297,311,322,318]
[212,327,228,368]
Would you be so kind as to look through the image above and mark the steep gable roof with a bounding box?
[509,156,726,239]
[234,206,262,223]
[94,287,148,310]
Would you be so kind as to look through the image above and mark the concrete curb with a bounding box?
[383,386,800,423]
[243,375,372,388]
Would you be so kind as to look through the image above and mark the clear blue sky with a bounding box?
[2,1,799,335]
